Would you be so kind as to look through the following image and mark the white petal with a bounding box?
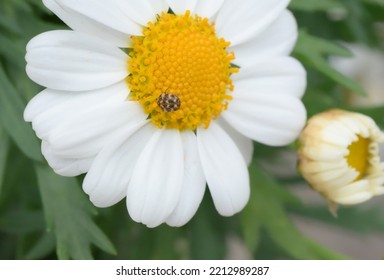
[166,0,198,14]
[26,30,128,91]
[217,118,254,165]
[42,141,93,176]
[113,0,159,26]
[333,191,373,205]
[311,168,357,190]
[48,101,147,159]
[330,180,369,197]
[321,124,356,147]
[147,0,169,15]
[197,122,250,216]
[194,0,225,18]
[83,124,155,208]
[166,131,206,227]
[24,88,71,122]
[215,0,290,46]
[54,0,142,36]
[223,89,306,146]
[26,82,129,139]
[230,11,298,65]
[43,0,132,47]
[233,57,307,98]
[127,129,184,228]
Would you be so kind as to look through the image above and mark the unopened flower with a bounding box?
[298,109,384,211]
[24,0,306,227]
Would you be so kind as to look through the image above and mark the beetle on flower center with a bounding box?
[157,92,181,112]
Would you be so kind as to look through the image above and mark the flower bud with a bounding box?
[298,109,384,212]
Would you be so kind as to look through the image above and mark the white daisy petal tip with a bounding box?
[126,129,184,228]
[26,30,129,91]
[82,123,155,208]
[197,122,250,217]
[23,96,39,122]
[299,109,384,213]
[223,90,307,147]
[41,141,93,177]
[166,131,206,227]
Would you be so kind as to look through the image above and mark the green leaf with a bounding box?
[0,65,43,162]
[0,209,45,235]
[294,31,366,96]
[0,35,26,70]
[26,0,50,11]
[0,126,9,196]
[245,161,345,260]
[125,224,157,259]
[302,88,341,117]
[362,0,384,6]
[0,234,16,259]
[35,165,116,259]
[24,233,56,260]
[240,189,262,254]
[151,226,183,259]
[290,205,384,234]
[190,197,226,260]
[304,238,347,259]
[241,206,261,254]
[0,11,22,35]
[241,160,303,255]
[290,0,345,11]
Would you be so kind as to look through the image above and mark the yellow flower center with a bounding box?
[345,135,370,181]
[127,11,238,130]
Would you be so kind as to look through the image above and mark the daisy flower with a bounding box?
[298,110,384,212]
[24,0,307,227]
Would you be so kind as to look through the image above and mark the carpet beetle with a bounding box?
[157,92,181,112]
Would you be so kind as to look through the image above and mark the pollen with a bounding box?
[127,11,238,130]
[345,135,370,181]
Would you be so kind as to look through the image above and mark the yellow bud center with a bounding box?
[345,135,370,181]
[127,11,238,130]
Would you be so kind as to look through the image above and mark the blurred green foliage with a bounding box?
[1,0,384,260]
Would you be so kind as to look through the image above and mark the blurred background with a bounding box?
[0,0,384,260]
